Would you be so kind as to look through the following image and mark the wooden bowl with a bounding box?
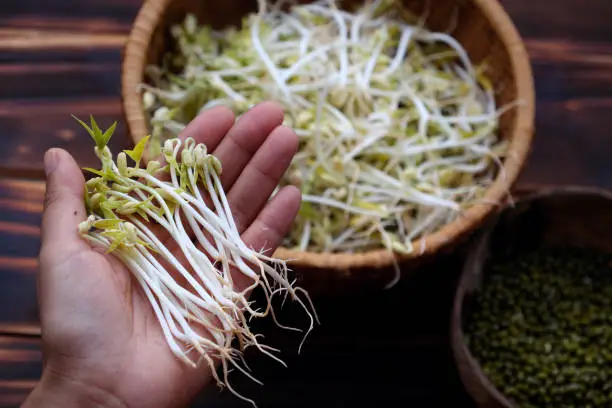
[451,186,612,407]
[120,0,535,287]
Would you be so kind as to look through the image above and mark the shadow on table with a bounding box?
[190,252,475,407]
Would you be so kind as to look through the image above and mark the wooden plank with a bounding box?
[528,40,612,101]
[0,336,41,407]
[2,38,611,101]
[0,11,136,50]
[2,0,611,45]
[0,62,120,100]
[0,16,133,34]
[0,1,142,22]
[527,39,612,66]
[502,0,612,42]
[0,98,130,178]
[0,29,126,51]
[0,179,42,335]
[517,99,612,188]
[2,0,612,45]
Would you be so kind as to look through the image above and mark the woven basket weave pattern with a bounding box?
[121,0,535,273]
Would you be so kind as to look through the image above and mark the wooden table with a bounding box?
[0,0,611,406]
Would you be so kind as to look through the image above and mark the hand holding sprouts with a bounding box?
[75,115,317,406]
[141,0,516,258]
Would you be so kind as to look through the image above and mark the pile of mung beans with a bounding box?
[464,247,612,407]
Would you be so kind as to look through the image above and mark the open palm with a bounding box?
[26,102,301,408]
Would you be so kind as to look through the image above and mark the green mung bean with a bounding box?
[464,247,612,407]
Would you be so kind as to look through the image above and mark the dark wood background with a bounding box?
[0,0,611,406]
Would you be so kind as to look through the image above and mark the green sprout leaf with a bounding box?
[93,219,124,229]
[90,115,103,139]
[82,167,106,177]
[99,201,118,220]
[83,167,117,183]
[72,115,100,148]
[124,135,151,166]
[102,120,118,146]
[298,202,318,220]
[103,230,126,253]
[72,114,118,150]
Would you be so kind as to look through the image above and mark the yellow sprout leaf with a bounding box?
[92,219,124,229]
[298,202,318,220]
[124,135,151,165]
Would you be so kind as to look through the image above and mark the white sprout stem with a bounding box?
[134,245,232,344]
[128,216,236,320]
[381,26,414,76]
[139,172,250,255]
[302,194,385,217]
[251,14,291,101]
[131,252,231,349]
[353,184,460,211]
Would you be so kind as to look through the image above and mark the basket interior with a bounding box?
[144,0,518,146]
[123,0,528,269]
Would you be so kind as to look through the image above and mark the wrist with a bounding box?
[22,368,128,408]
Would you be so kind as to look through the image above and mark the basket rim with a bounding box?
[120,0,536,270]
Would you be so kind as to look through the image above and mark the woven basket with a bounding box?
[121,0,535,288]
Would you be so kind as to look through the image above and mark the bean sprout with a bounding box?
[75,116,318,407]
[140,0,513,256]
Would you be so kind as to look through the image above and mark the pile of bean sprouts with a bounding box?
[140,0,513,256]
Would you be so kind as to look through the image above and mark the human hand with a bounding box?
[22,102,301,408]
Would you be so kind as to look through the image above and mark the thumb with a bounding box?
[39,148,89,263]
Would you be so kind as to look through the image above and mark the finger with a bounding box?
[39,148,89,262]
[178,105,235,151]
[152,106,235,240]
[156,105,235,167]
[231,186,300,292]
[212,101,285,191]
[227,125,298,233]
[241,185,301,257]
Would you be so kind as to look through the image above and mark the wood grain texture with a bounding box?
[0,0,142,21]
[0,0,611,406]
[502,0,612,42]
[0,337,41,408]
[0,99,130,178]
[0,179,43,336]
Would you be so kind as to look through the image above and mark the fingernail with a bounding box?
[44,149,59,177]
